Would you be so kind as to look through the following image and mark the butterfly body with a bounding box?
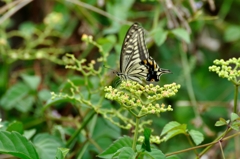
[117,23,170,84]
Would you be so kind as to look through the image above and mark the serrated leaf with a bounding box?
[6,121,24,134]
[118,147,135,159]
[98,136,133,158]
[33,133,64,159]
[142,128,151,152]
[161,121,181,136]
[0,82,30,110]
[55,148,69,159]
[144,148,165,159]
[188,130,204,145]
[231,113,239,121]
[171,28,190,43]
[0,131,39,159]
[153,28,168,46]
[21,74,40,90]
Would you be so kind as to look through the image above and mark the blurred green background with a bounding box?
[0,0,240,158]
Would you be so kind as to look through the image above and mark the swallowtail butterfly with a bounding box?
[116,23,171,84]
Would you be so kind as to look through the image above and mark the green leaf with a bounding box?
[0,131,39,159]
[105,0,135,34]
[231,120,240,131]
[142,128,151,152]
[161,121,181,136]
[167,155,181,159]
[188,130,204,145]
[230,124,239,131]
[215,118,227,126]
[224,25,240,42]
[231,113,239,121]
[163,125,187,141]
[6,121,24,134]
[19,21,36,38]
[21,74,41,91]
[33,133,64,159]
[171,28,190,43]
[16,96,34,113]
[38,89,51,101]
[118,147,135,159]
[98,136,133,158]
[153,28,168,46]
[144,148,165,159]
[55,148,69,159]
[23,129,36,140]
[97,35,116,53]
[0,82,30,110]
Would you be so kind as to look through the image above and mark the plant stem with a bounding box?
[66,110,95,147]
[166,130,240,157]
[233,84,239,113]
[179,42,199,117]
[132,117,140,152]
[186,134,198,155]
[196,128,231,158]
[219,141,226,159]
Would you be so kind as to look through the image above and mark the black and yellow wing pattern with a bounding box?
[117,23,170,84]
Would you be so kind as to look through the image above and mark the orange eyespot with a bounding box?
[151,79,155,82]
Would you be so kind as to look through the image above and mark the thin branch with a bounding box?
[188,0,197,13]
[0,0,33,25]
[66,0,131,25]
[166,131,240,157]
[0,0,23,14]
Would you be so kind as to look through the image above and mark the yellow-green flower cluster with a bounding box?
[104,81,180,116]
[209,58,240,84]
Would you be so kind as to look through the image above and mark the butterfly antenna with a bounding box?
[103,65,117,74]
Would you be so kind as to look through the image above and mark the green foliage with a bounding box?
[0,131,39,159]
[0,74,50,112]
[55,148,70,159]
[171,28,190,44]
[6,121,24,134]
[33,133,64,159]
[98,136,133,158]
[142,128,151,152]
[160,121,204,145]
[1,0,240,158]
